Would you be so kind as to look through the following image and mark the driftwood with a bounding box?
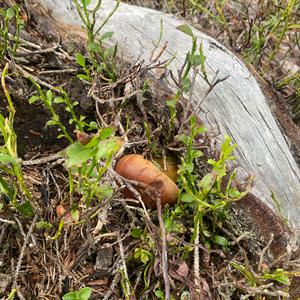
[28,0,300,250]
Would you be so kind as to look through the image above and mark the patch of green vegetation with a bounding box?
[62,287,92,300]
[0,63,33,215]
[0,5,24,60]
[73,0,120,82]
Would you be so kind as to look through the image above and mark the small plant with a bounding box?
[29,81,98,136]
[28,78,122,207]
[65,127,122,204]
[0,5,24,60]
[166,24,208,136]
[176,118,248,248]
[0,63,33,215]
[28,80,74,143]
[62,287,91,300]
[230,261,291,287]
[132,228,155,293]
[73,0,120,82]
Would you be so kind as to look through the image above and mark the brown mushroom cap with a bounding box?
[115,154,179,208]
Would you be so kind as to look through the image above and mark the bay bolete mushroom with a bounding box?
[115,154,179,208]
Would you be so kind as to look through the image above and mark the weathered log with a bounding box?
[28,0,300,249]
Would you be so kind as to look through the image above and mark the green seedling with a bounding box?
[0,5,24,60]
[143,122,159,155]
[268,0,297,62]
[119,268,133,300]
[29,83,98,134]
[172,116,250,255]
[75,52,92,82]
[262,268,290,286]
[230,261,291,287]
[0,63,33,215]
[28,78,119,207]
[166,92,179,136]
[132,228,155,293]
[65,127,122,204]
[36,220,53,230]
[73,0,120,82]
[167,24,208,136]
[28,79,74,143]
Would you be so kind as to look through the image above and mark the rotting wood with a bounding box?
[27,0,300,249]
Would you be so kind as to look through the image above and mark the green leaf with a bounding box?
[46,120,57,126]
[230,261,256,285]
[97,184,113,198]
[182,77,191,93]
[176,24,194,37]
[70,208,80,222]
[176,134,189,145]
[164,216,173,232]
[6,7,15,19]
[181,193,194,203]
[191,149,203,159]
[75,53,86,67]
[213,235,229,246]
[78,287,92,300]
[0,153,16,164]
[83,0,91,5]
[207,159,216,167]
[166,98,178,108]
[155,290,164,299]
[0,176,14,200]
[46,90,54,104]
[36,220,52,230]
[202,229,211,237]
[195,124,207,134]
[77,74,90,81]
[131,228,143,239]
[263,269,290,286]
[65,143,96,168]
[87,42,101,53]
[53,97,65,104]
[29,95,40,104]
[88,121,98,130]
[96,138,121,159]
[62,287,92,300]
[15,201,34,216]
[228,189,241,198]
[199,43,207,75]
[178,162,194,173]
[101,31,114,40]
[199,173,215,195]
[134,249,141,260]
[99,127,114,140]
[288,24,300,29]
[192,54,201,67]
[140,251,150,264]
